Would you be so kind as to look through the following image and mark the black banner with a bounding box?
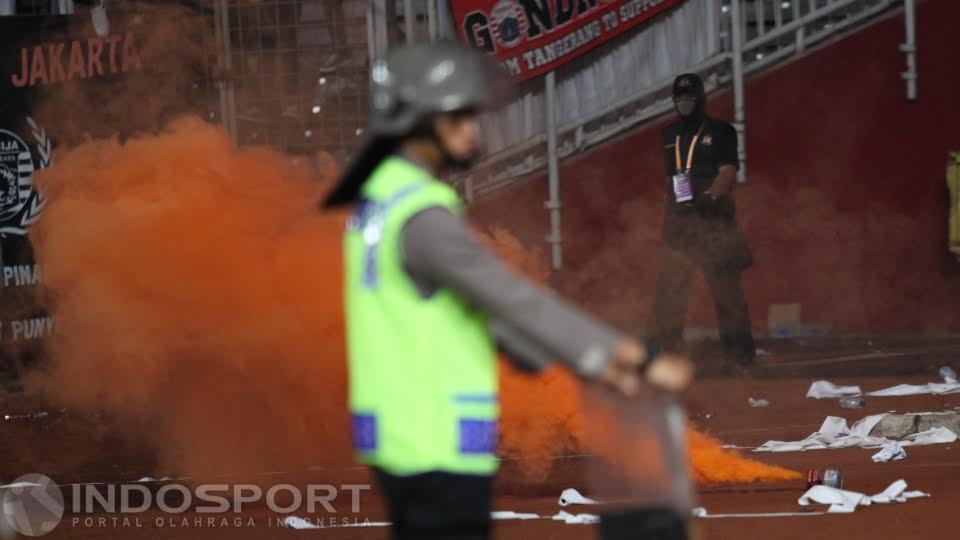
[0,16,67,383]
[0,10,213,385]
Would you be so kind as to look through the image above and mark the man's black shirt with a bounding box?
[661,116,739,218]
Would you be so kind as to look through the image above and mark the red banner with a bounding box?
[451,0,683,81]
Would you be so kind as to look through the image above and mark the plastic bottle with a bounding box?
[838,396,865,409]
[806,468,844,489]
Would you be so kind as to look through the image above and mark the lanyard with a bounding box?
[674,123,706,173]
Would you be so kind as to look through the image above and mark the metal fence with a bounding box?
[452,0,904,204]
[219,0,370,160]
[1,1,911,171]
[2,0,374,161]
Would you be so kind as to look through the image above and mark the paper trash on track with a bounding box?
[558,488,597,506]
[866,381,960,397]
[492,511,540,520]
[798,479,929,513]
[552,511,600,524]
[807,377,960,398]
[871,441,906,462]
[755,414,957,452]
[807,381,862,399]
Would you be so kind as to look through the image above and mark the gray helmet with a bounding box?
[369,41,502,137]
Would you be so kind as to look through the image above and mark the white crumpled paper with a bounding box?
[798,479,929,513]
[552,511,599,524]
[807,377,960,398]
[806,380,863,399]
[866,381,960,397]
[755,414,886,452]
[871,441,906,462]
[558,488,597,506]
[903,426,958,445]
[755,414,958,452]
[491,511,540,520]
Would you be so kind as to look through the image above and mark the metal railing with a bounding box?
[0,0,74,16]
[212,0,371,159]
[460,0,901,202]
[2,0,373,163]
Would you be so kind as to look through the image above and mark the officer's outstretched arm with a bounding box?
[488,318,553,373]
[401,206,623,378]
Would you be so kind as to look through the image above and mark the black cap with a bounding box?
[672,73,704,98]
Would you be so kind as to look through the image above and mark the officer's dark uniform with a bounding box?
[646,73,756,366]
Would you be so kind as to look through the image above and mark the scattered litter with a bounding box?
[491,511,540,520]
[798,479,928,513]
[756,349,771,356]
[755,414,958,452]
[552,511,599,525]
[805,468,843,489]
[748,398,770,408]
[939,366,957,384]
[808,377,960,398]
[839,396,866,409]
[798,485,870,513]
[869,479,929,503]
[903,427,957,445]
[867,380,960,397]
[282,516,390,529]
[807,381,862,399]
[692,507,826,518]
[871,442,906,462]
[756,415,884,452]
[558,488,597,506]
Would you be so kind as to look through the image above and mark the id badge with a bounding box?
[672,173,693,203]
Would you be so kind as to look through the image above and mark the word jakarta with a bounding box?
[10,32,143,88]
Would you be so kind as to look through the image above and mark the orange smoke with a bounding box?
[30,117,354,477]
[687,430,798,484]
[483,221,799,485]
[30,118,797,485]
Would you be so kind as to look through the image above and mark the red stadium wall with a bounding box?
[470,0,960,335]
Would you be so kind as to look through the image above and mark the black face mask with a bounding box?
[675,100,697,117]
[671,73,706,124]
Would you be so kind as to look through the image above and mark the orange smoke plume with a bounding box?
[30,118,797,485]
[482,223,799,485]
[30,117,354,477]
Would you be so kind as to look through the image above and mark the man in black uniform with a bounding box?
[646,73,756,367]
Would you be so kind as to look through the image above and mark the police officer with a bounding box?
[646,73,756,367]
[324,42,693,540]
